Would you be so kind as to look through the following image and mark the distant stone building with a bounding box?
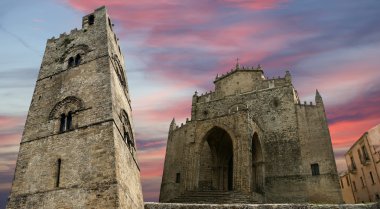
[6,7,143,209]
[160,64,343,203]
[340,124,380,203]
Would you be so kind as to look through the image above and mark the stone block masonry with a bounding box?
[145,202,380,209]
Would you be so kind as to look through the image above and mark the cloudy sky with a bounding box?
[1,0,380,207]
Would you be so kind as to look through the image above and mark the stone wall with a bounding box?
[145,202,380,209]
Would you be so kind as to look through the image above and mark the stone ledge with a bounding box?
[144,202,380,209]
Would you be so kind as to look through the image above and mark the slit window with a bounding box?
[88,15,95,25]
[56,159,61,187]
[353,181,357,191]
[176,173,180,183]
[311,163,320,176]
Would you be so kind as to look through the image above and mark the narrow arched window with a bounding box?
[66,111,72,130]
[68,57,74,68]
[88,15,95,25]
[74,54,81,66]
[60,114,66,132]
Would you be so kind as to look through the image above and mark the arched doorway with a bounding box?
[251,132,264,193]
[199,127,233,191]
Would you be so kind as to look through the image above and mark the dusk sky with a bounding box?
[1,0,380,207]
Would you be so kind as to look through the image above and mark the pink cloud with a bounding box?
[64,0,217,29]
[0,116,25,147]
[221,0,288,10]
[136,100,190,122]
[330,118,380,149]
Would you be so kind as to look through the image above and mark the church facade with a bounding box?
[160,65,343,203]
[6,7,143,209]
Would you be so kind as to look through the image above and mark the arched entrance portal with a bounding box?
[199,127,233,191]
[251,132,264,193]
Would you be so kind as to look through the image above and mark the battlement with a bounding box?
[47,6,108,42]
[194,65,292,103]
[214,64,264,83]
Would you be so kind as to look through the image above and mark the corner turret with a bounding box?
[315,89,323,106]
[285,70,292,82]
[169,118,177,132]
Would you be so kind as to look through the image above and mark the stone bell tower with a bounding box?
[6,6,143,209]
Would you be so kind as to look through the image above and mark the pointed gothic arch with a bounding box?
[199,126,233,191]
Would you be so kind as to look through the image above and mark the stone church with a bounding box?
[6,7,144,209]
[160,65,343,203]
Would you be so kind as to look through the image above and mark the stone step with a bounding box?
[170,190,263,204]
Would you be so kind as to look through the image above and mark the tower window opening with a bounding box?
[88,15,95,25]
[66,111,72,130]
[56,159,61,187]
[74,54,81,66]
[60,113,66,132]
[176,173,181,183]
[68,57,74,68]
[311,163,319,176]
[59,112,75,133]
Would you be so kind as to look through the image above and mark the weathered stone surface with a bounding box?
[160,66,342,203]
[6,6,143,209]
[145,202,380,209]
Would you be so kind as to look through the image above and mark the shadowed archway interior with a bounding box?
[199,127,233,191]
[252,132,264,193]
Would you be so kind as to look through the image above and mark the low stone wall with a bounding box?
[145,202,380,209]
